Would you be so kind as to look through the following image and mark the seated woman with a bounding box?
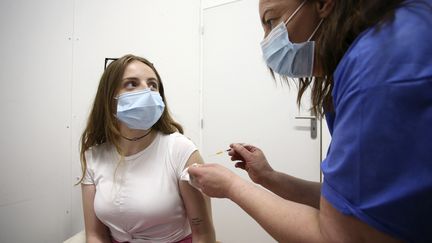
[78,54,216,243]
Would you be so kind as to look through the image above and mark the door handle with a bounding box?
[295,116,317,139]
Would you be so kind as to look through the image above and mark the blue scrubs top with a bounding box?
[321,1,432,242]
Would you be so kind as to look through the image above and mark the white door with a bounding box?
[201,0,322,242]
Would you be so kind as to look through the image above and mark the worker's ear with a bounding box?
[315,0,335,18]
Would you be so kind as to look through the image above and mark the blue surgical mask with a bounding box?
[116,88,165,130]
[260,0,323,78]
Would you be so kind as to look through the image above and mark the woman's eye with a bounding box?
[148,82,158,91]
[124,81,138,89]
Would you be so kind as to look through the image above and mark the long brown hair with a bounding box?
[77,54,183,184]
[293,0,408,116]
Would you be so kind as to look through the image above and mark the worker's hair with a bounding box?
[291,0,426,116]
[77,54,183,184]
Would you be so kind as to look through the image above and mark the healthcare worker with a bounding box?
[188,0,432,242]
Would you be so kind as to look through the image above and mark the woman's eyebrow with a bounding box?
[147,77,159,84]
[122,77,139,81]
[121,77,159,84]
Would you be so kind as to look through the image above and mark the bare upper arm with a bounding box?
[319,197,403,243]
[81,184,111,242]
[179,151,216,241]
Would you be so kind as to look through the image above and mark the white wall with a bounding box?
[0,0,74,242]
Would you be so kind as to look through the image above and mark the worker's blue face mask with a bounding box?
[116,88,165,130]
[260,0,323,78]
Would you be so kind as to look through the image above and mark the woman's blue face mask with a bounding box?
[116,88,165,130]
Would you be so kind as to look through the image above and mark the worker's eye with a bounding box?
[266,19,275,30]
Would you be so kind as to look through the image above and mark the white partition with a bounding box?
[0,0,74,242]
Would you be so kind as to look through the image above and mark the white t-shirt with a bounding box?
[82,132,197,243]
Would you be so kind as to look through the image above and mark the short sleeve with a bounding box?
[81,150,95,185]
[170,133,198,179]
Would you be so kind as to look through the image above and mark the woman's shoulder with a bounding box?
[160,132,196,146]
[85,142,114,164]
[156,132,198,161]
[87,142,112,154]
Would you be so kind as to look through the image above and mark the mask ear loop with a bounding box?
[262,0,307,44]
[284,0,308,25]
[283,0,324,42]
[308,18,324,41]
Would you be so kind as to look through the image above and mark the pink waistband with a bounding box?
[112,234,192,243]
[175,234,192,243]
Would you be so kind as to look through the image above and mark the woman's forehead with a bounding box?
[123,61,157,79]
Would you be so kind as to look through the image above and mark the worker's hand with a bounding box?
[228,143,274,185]
[188,163,239,198]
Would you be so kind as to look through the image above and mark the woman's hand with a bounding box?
[228,143,274,185]
[188,163,240,198]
